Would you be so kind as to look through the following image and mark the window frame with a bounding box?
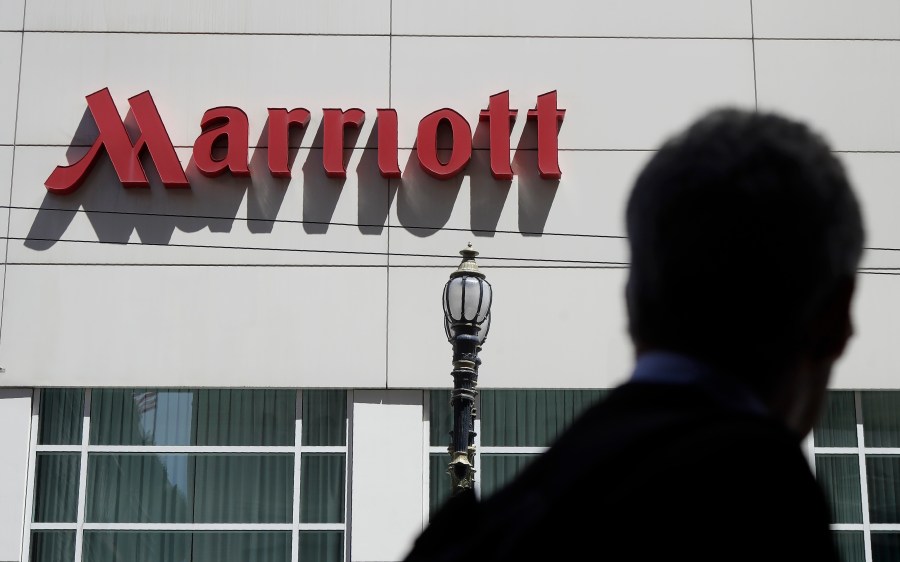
[812,390,900,562]
[21,388,352,562]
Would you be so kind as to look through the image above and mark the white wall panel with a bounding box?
[9,146,389,265]
[351,391,424,562]
[387,267,632,388]
[756,41,900,152]
[25,0,390,34]
[0,33,21,145]
[832,274,900,388]
[0,144,12,212]
[0,390,31,562]
[842,153,900,261]
[0,265,387,387]
[391,37,755,150]
[0,0,23,30]
[753,0,900,39]
[390,229,628,268]
[393,0,750,38]
[17,33,389,147]
[0,150,11,323]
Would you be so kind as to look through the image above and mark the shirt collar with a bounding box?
[630,351,769,417]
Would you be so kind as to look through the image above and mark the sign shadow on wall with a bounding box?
[394,117,559,238]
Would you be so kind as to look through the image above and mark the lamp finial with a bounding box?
[452,243,484,278]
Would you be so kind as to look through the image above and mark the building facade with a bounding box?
[1,1,899,561]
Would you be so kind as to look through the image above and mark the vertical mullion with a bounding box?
[856,391,873,562]
[421,391,430,528]
[19,389,40,562]
[73,389,92,562]
[291,390,302,562]
[473,392,481,500]
[343,390,353,562]
[803,433,815,472]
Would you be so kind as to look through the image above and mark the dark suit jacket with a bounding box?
[405,382,839,561]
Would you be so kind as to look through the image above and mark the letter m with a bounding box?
[45,88,189,194]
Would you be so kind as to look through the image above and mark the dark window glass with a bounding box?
[814,391,857,447]
[82,532,191,562]
[39,389,84,446]
[300,454,345,523]
[872,532,900,562]
[862,392,900,448]
[302,390,346,446]
[299,531,343,562]
[833,531,865,562]
[429,453,452,515]
[86,454,292,523]
[480,454,538,499]
[30,531,75,562]
[480,389,606,447]
[815,455,863,524]
[867,456,900,523]
[82,532,290,562]
[91,389,294,446]
[429,390,452,447]
[195,390,295,446]
[33,453,80,522]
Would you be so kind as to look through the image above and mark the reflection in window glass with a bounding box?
[91,389,195,446]
[91,389,295,446]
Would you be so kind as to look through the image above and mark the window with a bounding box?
[24,389,349,562]
[813,391,900,562]
[426,389,606,515]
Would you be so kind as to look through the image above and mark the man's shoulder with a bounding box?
[540,381,791,459]
[405,382,835,562]
[532,383,810,496]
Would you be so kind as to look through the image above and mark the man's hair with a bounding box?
[626,108,864,389]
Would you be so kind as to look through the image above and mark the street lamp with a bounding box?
[442,243,492,495]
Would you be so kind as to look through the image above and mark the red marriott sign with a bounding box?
[45,89,566,195]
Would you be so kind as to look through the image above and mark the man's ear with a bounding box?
[809,276,856,362]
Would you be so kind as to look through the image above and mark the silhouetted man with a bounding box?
[404,108,864,561]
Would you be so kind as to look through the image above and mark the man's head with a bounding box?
[626,108,864,433]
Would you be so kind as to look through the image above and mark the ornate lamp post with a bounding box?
[442,243,492,495]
